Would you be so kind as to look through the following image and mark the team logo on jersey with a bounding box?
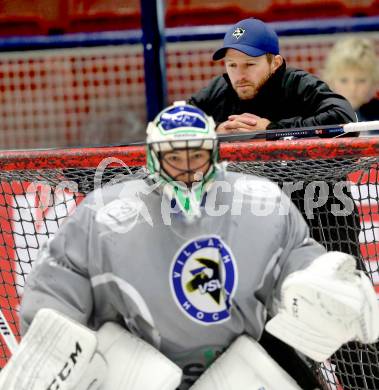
[96,197,152,234]
[170,236,237,325]
[232,27,245,39]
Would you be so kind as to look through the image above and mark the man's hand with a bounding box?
[216,113,271,134]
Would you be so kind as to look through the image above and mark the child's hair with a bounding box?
[322,36,379,84]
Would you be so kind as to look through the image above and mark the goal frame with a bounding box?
[0,137,378,170]
[0,137,379,389]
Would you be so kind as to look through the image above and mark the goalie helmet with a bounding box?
[146,101,218,218]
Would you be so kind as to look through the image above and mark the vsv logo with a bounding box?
[170,236,238,325]
[198,280,222,294]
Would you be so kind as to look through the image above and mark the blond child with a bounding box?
[323,36,379,122]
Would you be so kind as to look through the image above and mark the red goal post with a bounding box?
[0,137,379,388]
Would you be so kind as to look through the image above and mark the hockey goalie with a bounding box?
[1,102,378,390]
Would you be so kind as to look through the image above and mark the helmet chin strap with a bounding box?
[167,168,206,188]
[193,170,205,184]
[159,165,216,219]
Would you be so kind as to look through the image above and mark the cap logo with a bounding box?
[232,27,245,39]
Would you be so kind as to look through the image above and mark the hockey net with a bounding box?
[0,137,379,388]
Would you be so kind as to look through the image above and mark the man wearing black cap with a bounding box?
[189,18,356,133]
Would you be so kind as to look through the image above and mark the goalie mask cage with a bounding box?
[0,137,379,389]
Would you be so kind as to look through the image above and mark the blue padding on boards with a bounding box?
[0,16,378,51]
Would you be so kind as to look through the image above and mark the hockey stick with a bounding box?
[6,121,379,153]
[0,309,18,355]
[119,120,379,145]
[217,120,379,142]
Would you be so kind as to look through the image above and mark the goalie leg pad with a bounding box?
[189,335,302,390]
[97,322,182,390]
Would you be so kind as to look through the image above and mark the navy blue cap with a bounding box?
[213,18,279,60]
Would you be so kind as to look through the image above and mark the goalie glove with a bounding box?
[190,335,302,390]
[265,252,379,362]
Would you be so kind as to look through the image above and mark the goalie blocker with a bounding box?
[0,309,182,390]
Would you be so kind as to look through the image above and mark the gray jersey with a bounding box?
[20,169,325,388]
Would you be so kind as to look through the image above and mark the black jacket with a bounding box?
[357,97,379,122]
[357,98,379,136]
[189,62,356,128]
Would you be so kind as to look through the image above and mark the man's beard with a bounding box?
[234,71,272,100]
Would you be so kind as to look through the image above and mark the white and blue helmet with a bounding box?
[146,101,218,217]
